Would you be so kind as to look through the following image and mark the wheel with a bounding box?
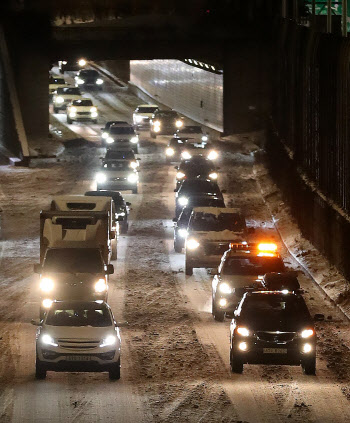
[230,350,243,373]
[151,132,156,139]
[212,297,225,322]
[35,356,47,379]
[109,358,121,380]
[111,239,117,260]
[302,356,316,375]
[53,107,59,114]
[174,241,182,253]
[67,117,72,124]
[132,187,138,194]
[185,259,193,276]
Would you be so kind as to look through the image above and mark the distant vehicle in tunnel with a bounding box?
[49,75,67,101]
[66,98,98,124]
[150,110,184,138]
[95,160,139,194]
[75,69,104,90]
[133,104,159,129]
[101,121,128,144]
[58,58,87,73]
[175,179,224,218]
[85,190,131,235]
[53,87,82,113]
[212,242,285,321]
[104,123,139,153]
[180,140,218,161]
[229,291,318,375]
[174,157,218,188]
[33,300,122,380]
[185,207,247,276]
[174,125,209,142]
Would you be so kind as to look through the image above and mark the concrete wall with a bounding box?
[130,60,223,132]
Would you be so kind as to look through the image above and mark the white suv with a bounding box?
[34,300,122,380]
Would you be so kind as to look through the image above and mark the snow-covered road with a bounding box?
[0,69,349,422]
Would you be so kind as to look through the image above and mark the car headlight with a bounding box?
[181,151,192,160]
[135,115,143,123]
[91,112,98,118]
[178,196,188,206]
[78,58,86,67]
[96,78,103,85]
[187,238,199,250]
[130,136,138,144]
[202,135,208,141]
[236,327,250,337]
[175,120,183,128]
[69,112,76,118]
[130,161,138,169]
[209,172,218,180]
[302,343,312,353]
[154,120,160,126]
[40,277,54,293]
[208,150,218,160]
[96,172,107,183]
[42,299,53,309]
[41,334,58,347]
[76,78,85,85]
[166,147,175,156]
[178,228,188,237]
[106,137,114,144]
[218,282,233,294]
[90,107,97,113]
[100,335,117,348]
[70,107,77,113]
[128,173,138,183]
[176,171,185,179]
[102,132,109,139]
[94,278,107,293]
[62,61,67,65]
[301,329,314,338]
[55,96,64,104]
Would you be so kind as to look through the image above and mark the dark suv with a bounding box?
[150,110,184,138]
[229,291,317,375]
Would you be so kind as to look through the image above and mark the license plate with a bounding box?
[65,355,92,362]
[263,348,287,354]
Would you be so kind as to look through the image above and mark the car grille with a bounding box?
[77,112,90,115]
[57,339,100,349]
[204,242,230,255]
[109,177,127,181]
[256,332,296,344]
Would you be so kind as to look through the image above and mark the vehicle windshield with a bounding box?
[190,212,245,232]
[46,303,112,327]
[240,295,311,329]
[137,106,158,113]
[222,256,285,275]
[58,87,80,95]
[72,99,93,107]
[103,161,131,171]
[50,78,65,84]
[44,249,104,273]
[179,126,202,134]
[79,70,99,77]
[109,126,135,135]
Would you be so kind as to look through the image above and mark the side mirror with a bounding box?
[31,319,42,326]
[126,202,131,206]
[221,189,227,194]
[106,264,114,275]
[33,264,42,274]
[314,313,325,321]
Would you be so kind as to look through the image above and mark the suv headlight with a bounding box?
[236,327,250,337]
[96,78,103,85]
[40,277,54,293]
[181,151,191,160]
[102,132,108,139]
[41,334,58,347]
[130,136,138,144]
[209,172,218,180]
[128,173,138,183]
[55,96,64,104]
[78,58,86,67]
[178,196,188,206]
[96,172,107,183]
[100,335,116,348]
[106,137,114,144]
[154,120,160,126]
[208,150,218,160]
[175,120,183,128]
[166,147,174,156]
[130,161,138,169]
[94,278,107,293]
[187,239,199,250]
[301,329,314,338]
[178,228,188,237]
[76,78,85,85]
[218,282,232,294]
[202,135,208,141]
[176,171,185,179]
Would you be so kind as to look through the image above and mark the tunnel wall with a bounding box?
[130,60,223,132]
